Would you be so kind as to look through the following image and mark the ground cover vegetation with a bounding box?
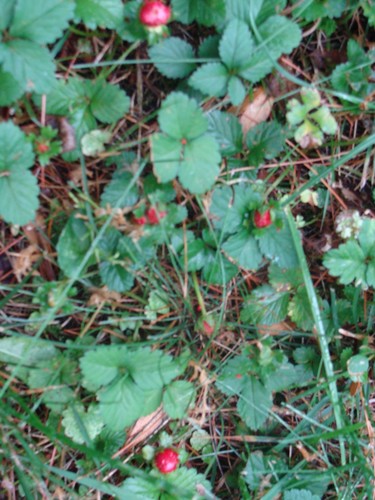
[0,0,374,498]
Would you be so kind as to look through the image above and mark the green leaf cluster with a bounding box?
[151,92,221,194]
[79,345,186,430]
[216,344,299,430]
[210,183,298,270]
[189,16,301,104]
[172,0,226,27]
[0,0,75,103]
[323,219,375,289]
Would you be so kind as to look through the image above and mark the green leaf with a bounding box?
[207,110,243,155]
[151,134,181,183]
[0,121,39,225]
[264,360,299,392]
[145,290,170,321]
[158,92,208,141]
[203,250,238,285]
[99,261,135,293]
[246,121,285,166]
[358,219,375,256]
[219,19,255,70]
[57,215,94,278]
[323,240,367,286]
[149,37,197,79]
[228,76,246,105]
[347,354,369,383]
[9,0,75,44]
[80,346,128,391]
[225,0,264,24]
[198,35,220,58]
[257,221,298,268]
[288,287,315,331]
[100,170,139,209]
[238,377,272,430]
[185,239,210,271]
[243,451,268,491]
[163,380,196,418]
[293,0,346,21]
[284,489,320,500]
[75,0,123,29]
[0,68,23,105]
[172,0,226,27]
[268,264,304,290]
[0,0,16,31]
[223,230,263,270]
[0,39,55,93]
[87,80,130,124]
[178,135,221,194]
[188,62,229,97]
[62,404,105,445]
[117,477,159,500]
[241,285,290,325]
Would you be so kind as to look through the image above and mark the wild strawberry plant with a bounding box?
[0,0,375,498]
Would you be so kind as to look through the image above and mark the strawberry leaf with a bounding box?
[149,37,197,79]
[75,0,123,29]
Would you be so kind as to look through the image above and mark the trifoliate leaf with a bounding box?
[223,230,263,270]
[163,380,196,418]
[100,170,139,209]
[207,110,243,155]
[0,122,39,225]
[57,215,94,278]
[0,39,55,93]
[75,0,123,29]
[264,360,299,392]
[0,68,23,105]
[323,240,367,286]
[149,37,196,79]
[81,129,111,156]
[9,0,75,44]
[62,404,104,445]
[241,285,290,325]
[172,0,226,27]
[257,223,298,268]
[158,92,208,141]
[188,62,229,97]
[80,347,129,391]
[219,19,255,70]
[238,377,272,430]
[87,80,130,124]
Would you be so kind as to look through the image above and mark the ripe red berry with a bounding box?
[253,209,272,228]
[154,448,179,474]
[146,207,167,225]
[139,1,171,27]
[133,215,147,225]
[36,143,50,153]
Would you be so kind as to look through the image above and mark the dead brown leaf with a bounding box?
[88,286,122,307]
[237,87,274,137]
[10,245,40,281]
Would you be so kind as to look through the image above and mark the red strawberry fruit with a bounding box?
[154,448,179,474]
[36,143,50,153]
[146,207,167,225]
[253,209,272,228]
[139,1,171,27]
[133,215,147,225]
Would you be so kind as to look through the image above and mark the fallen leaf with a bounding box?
[237,87,274,137]
[88,286,122,307]
[10,245,40,281]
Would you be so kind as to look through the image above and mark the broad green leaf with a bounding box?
[244,451,268,491]
[288,287,315,331]
[38,386,75,413]
[223,230,263,270]
[100,170,139,209]
[117,477,159,500]
[347,354,369,383]
[0,39,55,93]
[237,377,272,429]
[188,62,229,97]
[210,185,243,234]
[257,222,298,268]
[163,380,196,418]
[80,346,131,391]
[219,19,255,70]
[0,121,38,225]
[264,361,299,392]
[0,0,16,30]
[178,135,221,193]
[57,216,94,278]
[207,110,243,155]
[99,378,158,430]
[323,240,367,286]
[225,0,264,24]
[152,133,181,183]
[256,0,287,24]
[0,336,58,367]
[145,290,170,320]
[268,264,304,289]
[246,121,285,166]
[87,80,130,124]
[99,261,135,293]
[158,92,208,141]
[203,250,238,285]
[10,0,75,44]
[216,354,253,396]
[0,68,23,105]
[186,239,211,271]
[129,348,181,390]
[75,0,123,29]
[62,404,104,444]
[284,489,320,500]
[228,76,246,105]
[149,38,197,79]
[241,285,290,325]
[358,219,375,256]
[172,0,226,27]
[198,35,220,58]
[293,0,346,21]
